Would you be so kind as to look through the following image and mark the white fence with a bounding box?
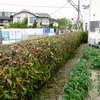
[2,28,54,44]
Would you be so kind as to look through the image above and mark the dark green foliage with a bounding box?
[97,75,100,94]
[80,46,99,60]
[32,20,37,28]
[49,23,53,28]
[8,17,28,28]
[81,31,88,43]
[89,57,100,69]
[0,32,86,99]
[62,60,91,100]
[81,46,100,69]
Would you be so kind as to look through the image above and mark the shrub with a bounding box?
[0,32,86,99]
[81,31,88,43]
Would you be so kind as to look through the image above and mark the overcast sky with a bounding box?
[0,0,90,19]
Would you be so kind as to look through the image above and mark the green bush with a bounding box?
[62,59,91,100]
[80,46,100,69]
[80,46,99,60]
[81,31,88,43]
[0,32,86,99]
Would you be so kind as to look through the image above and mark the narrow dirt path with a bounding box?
[85,70,100,100]
[35,43,88,100]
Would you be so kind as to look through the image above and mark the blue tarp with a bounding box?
[2,31,9,38]
[43,28,50,33]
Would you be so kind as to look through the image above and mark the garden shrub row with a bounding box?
[80,46,100,69]
[62,52,91,100]
[81,46,100,97]
[0,32,87,99]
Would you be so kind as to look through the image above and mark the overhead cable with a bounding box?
[50,2,69,15]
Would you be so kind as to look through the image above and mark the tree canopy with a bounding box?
[57,18,73,30]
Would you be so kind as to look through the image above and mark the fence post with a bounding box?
[0,28,2,44]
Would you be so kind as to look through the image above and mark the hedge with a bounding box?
[0,32,87,99]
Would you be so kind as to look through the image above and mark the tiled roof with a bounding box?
[11,9,51,18]
[35,13,51,18]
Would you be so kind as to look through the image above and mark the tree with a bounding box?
[49,23,53,28]
[32,20,37,28]
[67,20,72,30]
[79,21,83,31]
[57,18,72,30]
[22,17,28,25]
[5,17,28,28]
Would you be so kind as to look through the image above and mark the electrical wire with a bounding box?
[0,2,72,8]
[67,0,78,11]
[50,2,69,15]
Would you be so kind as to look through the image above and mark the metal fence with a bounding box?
[1,28,54,44]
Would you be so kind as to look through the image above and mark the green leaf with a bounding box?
[7,79,12,85]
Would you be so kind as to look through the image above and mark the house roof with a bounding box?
[83,5,90,9]
[34,13,51,18]
[49,18,57,22]
[0,16,12,20]
[11,9,51,18]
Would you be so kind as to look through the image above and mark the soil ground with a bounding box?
[35,43,88,100]
[85,70,100,100]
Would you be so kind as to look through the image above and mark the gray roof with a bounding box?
[49,18,57,22]
[11,9,51,18]
[35,13,51,18]
[83,5,90,9]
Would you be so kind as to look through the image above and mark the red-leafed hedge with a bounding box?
[0,31,88,99]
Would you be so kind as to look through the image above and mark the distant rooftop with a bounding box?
[11,9,51,18]
[83,5,90,9]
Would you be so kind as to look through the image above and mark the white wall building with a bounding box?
[83,5,90,31]
[88,0,100,45]
[11,9,58,27]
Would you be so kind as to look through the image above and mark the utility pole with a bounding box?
[67,0,80,31]
[77,0,80,31]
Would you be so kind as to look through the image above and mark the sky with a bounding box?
[0,0,90,19]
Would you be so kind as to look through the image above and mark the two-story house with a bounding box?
[11,9,58,27]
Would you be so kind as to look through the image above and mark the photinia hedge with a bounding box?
[0,32,87,99]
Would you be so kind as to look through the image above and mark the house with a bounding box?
[88,0,100,45]
[10,9,58,27]
[83,5,90,31]
[49,18,58,26]
[0,12,14,27]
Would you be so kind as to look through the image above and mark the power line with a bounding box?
[81,0,85,5]
[68,0,78,11]
[67,0,80,31]
[50,2,69,15]
[0,3,83,9]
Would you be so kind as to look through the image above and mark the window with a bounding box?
[30,17,36,23]
[90,21,99,32]
[5,12,8,16]
[17,17,20,22]
[2,12,5,16]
